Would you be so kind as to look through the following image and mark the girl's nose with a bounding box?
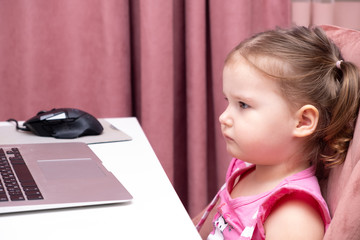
[219,108,233,127]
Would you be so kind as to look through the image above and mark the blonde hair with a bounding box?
[226,26,360,177]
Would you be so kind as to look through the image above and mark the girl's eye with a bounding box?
[239,101,250,109]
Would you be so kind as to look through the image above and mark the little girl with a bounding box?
[193,26,360,239]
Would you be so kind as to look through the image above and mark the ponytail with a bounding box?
[322,61,360,167]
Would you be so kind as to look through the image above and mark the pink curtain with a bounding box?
[292,0,360,29]
[0,0,291,216]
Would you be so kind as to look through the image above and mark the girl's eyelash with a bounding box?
[223,96,250,108]
[239,101,250,109]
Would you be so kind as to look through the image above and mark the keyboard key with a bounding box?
[23,186,39,191]
[11,164,35,183]
[0,194,8,201]
[27,194,44,200]
[10,194,25,201]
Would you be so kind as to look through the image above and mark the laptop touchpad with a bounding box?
[38,159,106,180]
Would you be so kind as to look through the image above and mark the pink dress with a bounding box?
[196,158,331,240]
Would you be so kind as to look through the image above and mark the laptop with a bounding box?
[0,142,132,214]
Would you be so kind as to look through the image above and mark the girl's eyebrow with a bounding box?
[228,92,253,103]
[223,87,254,102]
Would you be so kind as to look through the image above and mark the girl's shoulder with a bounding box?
[263,193,325,239]
[255,169,331,239]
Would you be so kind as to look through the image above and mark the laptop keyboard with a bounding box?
[0,148,43,201]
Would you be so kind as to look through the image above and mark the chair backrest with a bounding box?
[321,25,360,240]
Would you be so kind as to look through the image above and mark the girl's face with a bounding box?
[219,57,299,166]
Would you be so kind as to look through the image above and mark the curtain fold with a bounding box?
[0,0,291,216]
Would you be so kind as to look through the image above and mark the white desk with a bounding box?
[0,117,201,240]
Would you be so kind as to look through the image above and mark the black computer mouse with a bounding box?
[23,108,104,139]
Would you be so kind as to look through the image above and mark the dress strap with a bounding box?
[195,183,227,231]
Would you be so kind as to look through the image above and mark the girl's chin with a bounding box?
[225,146,242,159]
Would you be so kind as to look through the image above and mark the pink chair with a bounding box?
[321,25,360,240]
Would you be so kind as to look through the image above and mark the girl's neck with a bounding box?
[252,161,309,184]
[231,161,310,198]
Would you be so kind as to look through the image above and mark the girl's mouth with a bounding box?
[223,133,234,142]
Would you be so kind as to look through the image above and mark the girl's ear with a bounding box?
[293,105,319,138]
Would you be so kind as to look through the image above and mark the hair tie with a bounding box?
[336,60,343,70]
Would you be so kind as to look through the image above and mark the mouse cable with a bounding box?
[7,119,30,131]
